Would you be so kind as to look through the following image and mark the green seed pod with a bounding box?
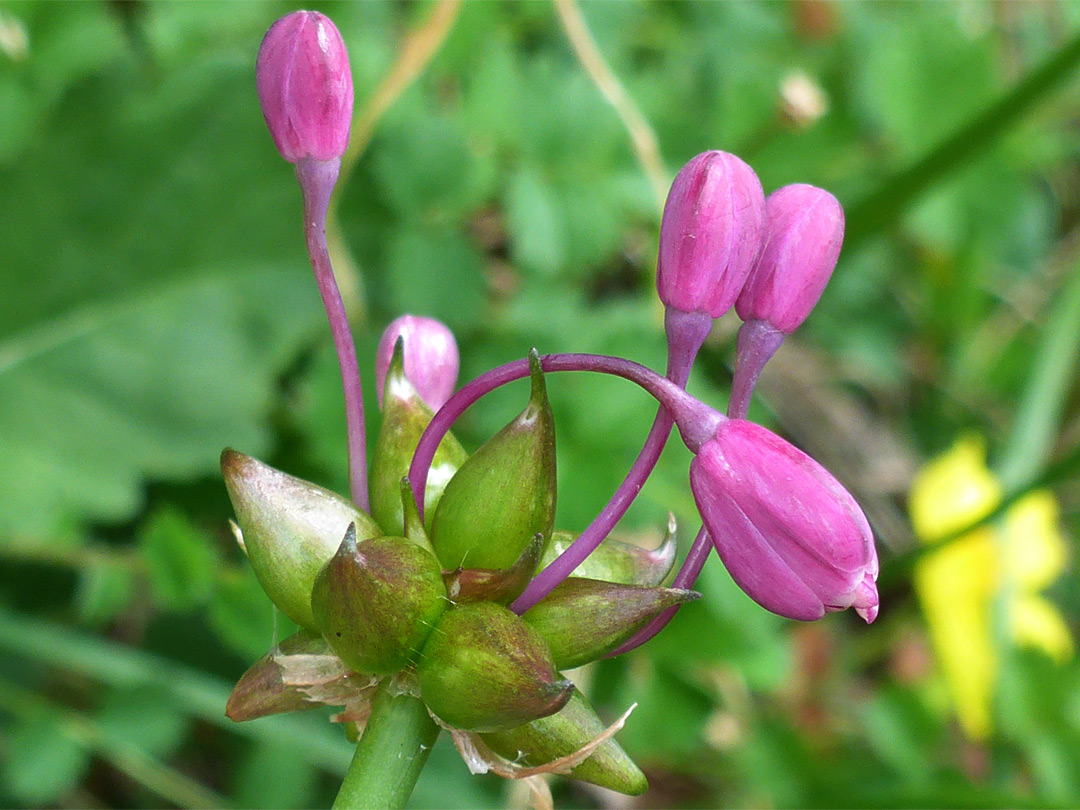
[226,630,330,722]
[311,525,447,675]
[418,602,573,732]
[540,515,678,586]
[221,449,382,631]
[522,577,700,669]
[431,351,557,570]
[370,341,467,536]
[482,688,648,796]
[443,533,544,605]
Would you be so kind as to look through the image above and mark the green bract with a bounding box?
[539,519,679,586]
[431,352,557,570]
[482,688,648,795]
[417,601,572,732]
[311,525,447,675]
[442,533,544,605]
[221,449,382,631]
[370,340,466,536]
[522,577,700,669]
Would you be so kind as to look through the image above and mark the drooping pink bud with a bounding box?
[735,184,844,334]
[689,419,879,623]
[256,11,354,164]
[376,315,460,411]
[656,151,766,319]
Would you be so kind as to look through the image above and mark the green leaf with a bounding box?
[138,507,219,612]
[233,740,318,810]
[206,567,281,661]
[0,45,331,541]
[2,713,89,805]
[95,685,189,760]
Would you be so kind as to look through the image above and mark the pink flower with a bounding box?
[690,419,879,623]
[376,315,460,411]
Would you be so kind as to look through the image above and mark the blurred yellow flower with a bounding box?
[908,435,1071,740]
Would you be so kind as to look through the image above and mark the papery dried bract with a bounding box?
[221,449,382,631]
[690,420,879,623]
[256,11,353,163]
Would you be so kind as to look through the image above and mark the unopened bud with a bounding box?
[256,11,353,164]
[431,351,557,570]
[690,420,879,623]
[522,578,700,669]
[310,525,447,674]
[375,316,459,411]
[736,184,844,335]
[221,449,381,631]
[657,151,765,318]
[482,688,648,795]
[418,602,573,732]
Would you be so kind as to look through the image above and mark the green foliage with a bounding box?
[1,0,1079,807]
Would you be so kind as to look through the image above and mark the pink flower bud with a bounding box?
[376,315,460,411]
[657,151,766,318]
[256,11,353,164]
[735,184,844,334]
[689,420,879,623]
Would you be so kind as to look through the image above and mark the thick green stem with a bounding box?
[333,683,439,810]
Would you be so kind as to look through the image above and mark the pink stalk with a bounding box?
[726,318,784,420]
[509,309,711,613]
[407,349,722,537]
[296,158,369,509]
[607,525,713,655]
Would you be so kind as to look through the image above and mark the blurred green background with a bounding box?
[2,1,1080,807]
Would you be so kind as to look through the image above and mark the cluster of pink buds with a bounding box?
[221,9,880,805]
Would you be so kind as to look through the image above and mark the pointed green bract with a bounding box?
[482,688,648,795]
[431,351,557,570]
[311,525,447,675]
[539,517,678,586]
[523,577,700,669]
[370,341,467,536]
[221,449,382,631]
[417,602,573,732]
[443,533,544,605]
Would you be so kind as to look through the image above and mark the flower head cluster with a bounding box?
[226,12,879,803]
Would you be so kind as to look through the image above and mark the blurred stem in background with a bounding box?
[326,0,464,323]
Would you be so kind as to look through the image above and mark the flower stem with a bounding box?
[728,318,784,420]
[332,683,439,810]
[408,352,719,528]
[510,310,712,613]
[296,158,369,510]
[608,525,712,655]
